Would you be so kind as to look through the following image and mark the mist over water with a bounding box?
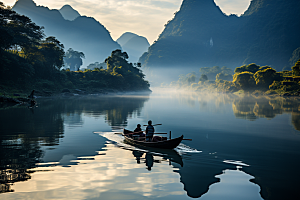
[1,89,299,199]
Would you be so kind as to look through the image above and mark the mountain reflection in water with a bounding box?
[0,91,300,200]
[0,95,149,193]
[199,167,263,200]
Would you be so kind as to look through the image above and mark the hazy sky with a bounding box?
[3,0,251,44]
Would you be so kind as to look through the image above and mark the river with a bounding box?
[1,89,300,200]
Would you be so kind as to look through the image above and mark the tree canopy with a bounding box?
[253,67,281,90]
[233,71,256,90]
[64,48,85,71]
[199,66,233,80]
[234,63,260,74]
[292,60,300,76]
[0,3,150,93]
[216,73,233,81]
[0,2,44,50]
[105,49,144,79]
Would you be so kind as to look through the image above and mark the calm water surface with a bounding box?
[1,89,300,200]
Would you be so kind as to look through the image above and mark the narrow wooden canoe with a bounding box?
[123,129,183,149]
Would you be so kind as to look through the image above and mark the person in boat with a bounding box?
[134,124,142,133]
[134,124,145,137]
[30,99,36,107]
[145,120,155,142]
[125,124,144,138]
[28,90,35,99]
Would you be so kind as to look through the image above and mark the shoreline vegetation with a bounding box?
[167,62,300,97]
[0,2,150,104]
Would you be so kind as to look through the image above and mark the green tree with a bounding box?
[40,36,64,70]
[104,49,143,78]
[187,73,196,84]
[234,63,260,74]
[211,66,221,74]
[233,71,256,90]
[102,49,149,90]
[199,66,232,81]
[221,66,233,75]
[0,2,43,50]
[292,60,300,76]
[216,73,233,81]
[177,72,196,86]
[199,67,211,75]
[253,67,282,90]
[64,48,85,71]
[199,66,220,80]
[87,62,105,70]
[199,74,208,81]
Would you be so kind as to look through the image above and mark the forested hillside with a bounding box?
[140,0,300,72]
[12,0,121,66]
[0,2,150,94]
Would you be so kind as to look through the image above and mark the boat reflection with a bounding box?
[123,146,184,169]
[132,151,176,171]
[132,151,156,170]
[145,152,154,170]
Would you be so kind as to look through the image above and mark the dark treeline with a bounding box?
[172,61,300,96]
[0,2,150,95]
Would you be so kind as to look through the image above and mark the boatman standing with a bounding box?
[145,120,155,142]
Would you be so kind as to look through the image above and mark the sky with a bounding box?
[2,0,251,44]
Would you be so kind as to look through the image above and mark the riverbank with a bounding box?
[169,63,300,97]
[0,87,152,108]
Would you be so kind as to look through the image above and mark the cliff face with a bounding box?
[139,0,300,71]
[13,0,121,66]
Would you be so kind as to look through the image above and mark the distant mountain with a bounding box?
[59,5,80,21]
[139,0,300,74]
[116,32,150,63]
[116,32,138,46]
[12,0,121,67]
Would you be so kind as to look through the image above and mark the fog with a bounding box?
[142,65,213,87]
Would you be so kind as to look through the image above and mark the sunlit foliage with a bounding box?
[174,73,197,87]
[199,74,208,82]
[253,67,282,90]
[199,66,233,80]
[233,71,256,90]
[174,62,299,96]
[234,63,260,74]
[292,59,300,76]
[216,73,233,81]
[0,2,150,93]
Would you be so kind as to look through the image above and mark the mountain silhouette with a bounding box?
[117,32,150,63]
[12,0,121,67]
[139,0,300,73]
[59,5,80,21]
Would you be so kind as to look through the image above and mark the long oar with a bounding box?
[94,132,124,135]
[143,124,162,126]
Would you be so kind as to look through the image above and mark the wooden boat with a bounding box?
[123,129,183,149]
